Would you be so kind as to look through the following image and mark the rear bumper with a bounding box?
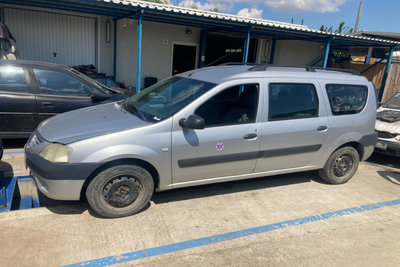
[25,150,100,200]
[374,139,400,157]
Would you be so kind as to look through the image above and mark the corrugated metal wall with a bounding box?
[4,8,96,66]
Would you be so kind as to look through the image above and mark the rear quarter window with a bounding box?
[325,84,368,115]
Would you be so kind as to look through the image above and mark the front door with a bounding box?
[254,79,330,172]
[172,43,198,75]
[31,68,93,124]
[171,82,263,186]
[0,65,38,137]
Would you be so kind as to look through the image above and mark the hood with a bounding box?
[38,102,149,144]
[376,107,400,135]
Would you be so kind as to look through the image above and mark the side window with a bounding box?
[33,69,93,96]
[0,66,29,93]
[195,84,259,127]
[269,83,318,121]
[326,84,368,115]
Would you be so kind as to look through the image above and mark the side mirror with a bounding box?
[91,89,111,102]
[179,114,205,129]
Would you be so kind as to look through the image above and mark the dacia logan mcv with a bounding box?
[25,65,377,218]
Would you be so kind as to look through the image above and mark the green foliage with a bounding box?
[320,22,353,34]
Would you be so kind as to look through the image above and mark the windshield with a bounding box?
[124,77,216,122]
[71,69,111,94]
[383,91,400,109]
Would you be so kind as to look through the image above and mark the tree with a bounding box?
[320,22,353,34]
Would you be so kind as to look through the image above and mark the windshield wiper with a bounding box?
[124,101,149,122]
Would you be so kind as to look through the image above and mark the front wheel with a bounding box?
[86,165,154,218]
[318,147,359,184]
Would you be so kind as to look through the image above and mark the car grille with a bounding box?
[377,131,396,139]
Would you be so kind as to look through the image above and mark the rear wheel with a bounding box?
[318,147,359,184]
[86,165,154,218]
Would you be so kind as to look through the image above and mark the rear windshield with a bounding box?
[325,84,368,115]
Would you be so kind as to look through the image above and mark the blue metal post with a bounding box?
[136,10,143,93]
[322,39,332,68]
[269,39,276,64]
[199,30,207,68]
[113,19,118,82]
[242,28,251,64]
[378,46,395,101]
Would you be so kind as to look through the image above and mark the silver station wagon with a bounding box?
[25,65,377,218]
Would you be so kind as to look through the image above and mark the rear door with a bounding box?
[0,65,38,137]
[30,67,94,124]
[254,78,330,172]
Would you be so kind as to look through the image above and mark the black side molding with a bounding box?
[178,144,322,168]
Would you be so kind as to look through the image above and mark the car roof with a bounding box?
[0,59,71,71]
[178,65,369,84]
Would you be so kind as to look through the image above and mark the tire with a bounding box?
[318,147,359,184]
[86,164,154,218]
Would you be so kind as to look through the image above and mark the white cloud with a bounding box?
[237,8,263,19]
[175,0,350,14]
[263,0,348,13]
[177,0,234,12]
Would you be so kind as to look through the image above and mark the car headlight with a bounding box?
[395,135,400,141]
[39,143,72,163]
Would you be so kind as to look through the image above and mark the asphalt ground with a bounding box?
[0,139,399,266]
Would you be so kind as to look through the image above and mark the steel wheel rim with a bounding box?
[333,154,354,178]
[101,175,142,208]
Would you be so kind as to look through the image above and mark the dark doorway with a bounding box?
[172,44,197,75]
[205,35,258,66]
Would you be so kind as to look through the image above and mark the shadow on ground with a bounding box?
[45,171,323,218]
[152,171,323,204]
[377,171,400,186]
[367,152,400,169]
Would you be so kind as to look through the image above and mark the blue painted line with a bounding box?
[64,198,400,267]
[3,151,24,155]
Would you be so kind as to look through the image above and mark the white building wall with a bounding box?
[97,16,114,76]
[274,40,324,66]
[116,20,200,88]
[4,7,96,66]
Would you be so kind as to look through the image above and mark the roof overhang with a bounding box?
[1,0,398,48]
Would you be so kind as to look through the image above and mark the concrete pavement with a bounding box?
[0,146,399,266]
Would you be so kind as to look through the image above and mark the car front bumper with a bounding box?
[25,149,101,200]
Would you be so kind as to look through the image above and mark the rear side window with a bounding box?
[268,83,318,121]
[33,69,93,97]
[0,66,29,93]
[325,84,368,115]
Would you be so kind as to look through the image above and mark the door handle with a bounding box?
[244,133,258,139]
[41,102,53,107]
[317,126,328,131]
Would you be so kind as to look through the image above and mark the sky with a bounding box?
[174,0,400,33]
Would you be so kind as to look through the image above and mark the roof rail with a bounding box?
[247,64,362,76]
[218,62,260,66]
[312,67,362,76]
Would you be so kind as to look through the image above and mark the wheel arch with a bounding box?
[335,141,364,160]
[80,158,160,200]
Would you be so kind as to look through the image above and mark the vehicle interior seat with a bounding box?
[220,86,258,124]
